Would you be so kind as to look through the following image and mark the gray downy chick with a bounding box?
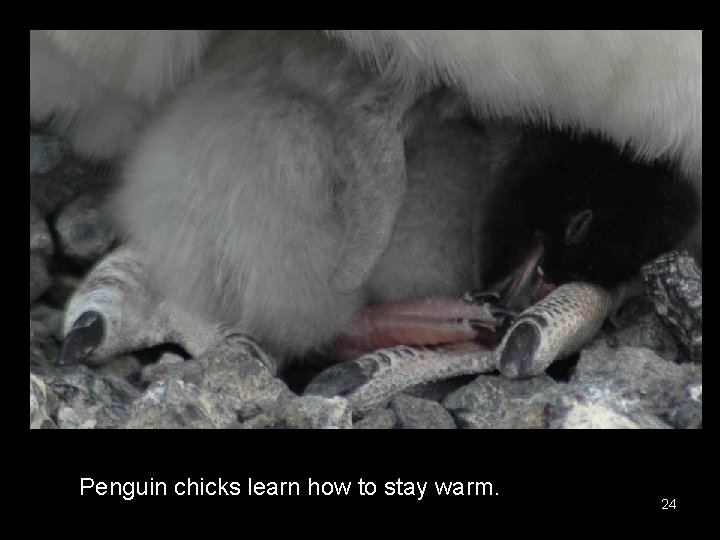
[114,31,461,365]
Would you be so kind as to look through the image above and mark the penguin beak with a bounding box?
[500,236,546,312]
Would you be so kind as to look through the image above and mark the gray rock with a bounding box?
[600,297,680,362]
[125,378,219,428]
[404,376,475,403]
[32,331,352,429]
[231,397,353,429]
[97,355,142,382]
[642,251,702,362]
[126,335,293,428]
[140,352,186,384]
[543,388,672,429]
[41,273,84,309]
[443,374,559,429]
[30,373,58,429]
[274,395,352,429]
[30,254,52,304]
[30,132,111,217]
[353,407,397,429]
[571,343,702,429]
[30,133,64,175]
[54,192,116,265]
[442,342,701,429]
[127,336,355,429]
[30,318,58,368]
[30,204,54,256]
[391,393,456,429]
[39,365,140,429]
[30,204,54,303]
[30,304,64,341]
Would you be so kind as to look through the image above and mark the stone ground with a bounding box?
[29,130,702,429]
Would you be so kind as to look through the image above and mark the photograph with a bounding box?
[30,30,702,431]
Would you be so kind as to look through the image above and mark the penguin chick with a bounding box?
[64,95,518,368]
[364,94,520,303]
[480,130,701,289]
[115,30,430,364]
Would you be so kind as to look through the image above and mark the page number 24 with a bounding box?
[661,499,676,510]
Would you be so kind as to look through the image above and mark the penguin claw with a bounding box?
[59,247,225,366]
[57,310,105,366]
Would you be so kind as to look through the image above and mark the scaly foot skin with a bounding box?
[58,248,232,367]
[307,342,496,418]
[496,282,615,378]
[307,281,621,417]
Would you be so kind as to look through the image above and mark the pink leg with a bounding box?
[329,297,504,361]
[330,238,554,361]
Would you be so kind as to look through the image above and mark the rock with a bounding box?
[54,192,116,265]
[30,133,64,175]
[600,297,680,362]
[30,318,58,368]
[30,204,54,303]
[125,378,218,428]
[275,396,352,429]
[442,343,701,430]
[443,374,559,429]
[30,131,112,217]
[30,373,58,429]
[39,365,140,429]
[571,344,702,429]
[30,304,64,341]
[140,352,186,384]
[353,408,397,429]
[97,355,142,382]
[229,411,281,429]
[391,393,456,429]
[404,376,475,403]
[30,204,54,257]
[642,251,702,362]
[543,389,672,428]
[30,255,52,304]
[40,274,83,309]
[237,395,353,429]
[126,335,293,428]
[127,335,355,429]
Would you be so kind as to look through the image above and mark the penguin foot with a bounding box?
[308,280,619,417]
[58,247,228,367]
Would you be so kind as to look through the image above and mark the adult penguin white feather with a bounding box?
[329,30,702,180]
[30,30,217,159]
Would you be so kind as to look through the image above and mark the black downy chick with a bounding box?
[480,130,700,291]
